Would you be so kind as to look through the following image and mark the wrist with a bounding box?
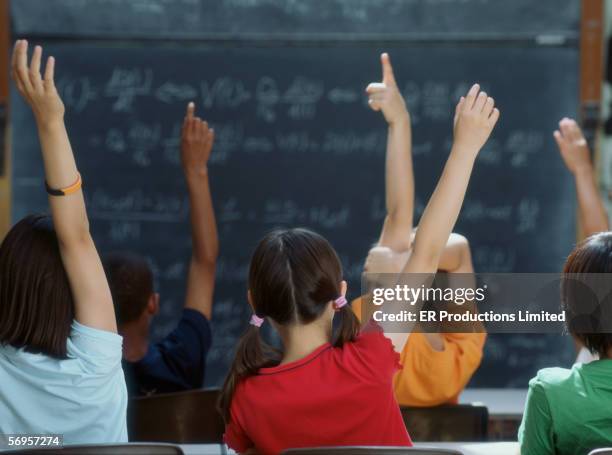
[573,164,594,179]
[184,167,209,183]
[388,111,411,127]
[449,144,479,162]
[35,117,65,132]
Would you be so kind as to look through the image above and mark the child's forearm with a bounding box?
[574,166,610,238]
[180,105,218,319]
[406,150,475,274]
[38,119,90,245]
[186,172,219,266]
[379,115,414,251]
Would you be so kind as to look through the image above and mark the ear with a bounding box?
[147,292,160,316]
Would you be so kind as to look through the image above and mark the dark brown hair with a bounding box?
[0,214,74,358]
[103,252,154,325]
[218,228,360,422]
[562,232,612,358]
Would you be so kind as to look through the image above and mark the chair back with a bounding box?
[400,405,488,441]
[282,447,462,454]
[128,388,224,443]
[6,443,184,454]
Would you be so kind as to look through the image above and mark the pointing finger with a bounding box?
[381,53,396,85]
[186,101,195,119]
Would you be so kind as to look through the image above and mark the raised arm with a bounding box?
[11,40,116,332]
[181,102,218,320]
[366,53,414,252]
[554,118,609,238]
[383,85,498,353]
[404,84,499,274]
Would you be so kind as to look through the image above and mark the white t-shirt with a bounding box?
[0,321,128,444]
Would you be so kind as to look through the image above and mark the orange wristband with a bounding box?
[45,173,82,196]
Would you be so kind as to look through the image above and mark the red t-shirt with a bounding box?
[224,325,412,454]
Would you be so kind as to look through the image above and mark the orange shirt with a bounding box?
[352,297,486,407]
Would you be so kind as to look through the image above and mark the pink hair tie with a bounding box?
[333,296,348,311]
[250,314,264,328]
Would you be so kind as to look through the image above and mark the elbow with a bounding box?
[193,247,218,269]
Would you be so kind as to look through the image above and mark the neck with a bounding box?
[279,321,331,365]
[119,323,149,363]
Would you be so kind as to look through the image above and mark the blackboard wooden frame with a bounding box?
[0,0,10,238]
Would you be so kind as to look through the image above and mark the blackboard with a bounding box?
[10,0,581,388]
[12,0,579,41]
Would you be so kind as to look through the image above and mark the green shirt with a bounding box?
[518,359,612,455]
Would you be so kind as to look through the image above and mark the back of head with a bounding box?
[249,228,344,325]
[219,228,360,422]
[0,214,74,358]
[562,232,612,358]
[103,252,153,326]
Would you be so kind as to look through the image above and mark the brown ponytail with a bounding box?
[218,325,280,423]
[333,304,360,347]
[218,228,357,423]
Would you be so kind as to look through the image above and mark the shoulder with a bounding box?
[159,308,212,349]
[180,308,211,334]
[531,366,575,389]
[337,322,401,382]
[68,321,123,359]
[528,366,578,403]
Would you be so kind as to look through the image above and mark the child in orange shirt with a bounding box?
[356,53,487,406]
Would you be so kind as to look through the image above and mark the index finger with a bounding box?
[381,53,396,85]
[186,101,195,119]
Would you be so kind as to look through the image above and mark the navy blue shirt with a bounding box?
[123,308,212,397]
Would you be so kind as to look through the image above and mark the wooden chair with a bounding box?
[400,405,488,442]
[283,447,462,455]
[128,388,224,443]
[6,443,183,454]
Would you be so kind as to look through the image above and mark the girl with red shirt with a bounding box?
[218,60,500,454]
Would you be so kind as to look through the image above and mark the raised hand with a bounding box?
[11,40,64,126]
[554,118,591,175]
[179,104,219,320]
[452,84,499,158]
[180,102,215,178]
[365,53,409,125]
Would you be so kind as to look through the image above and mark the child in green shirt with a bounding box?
[519,232,612,455]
